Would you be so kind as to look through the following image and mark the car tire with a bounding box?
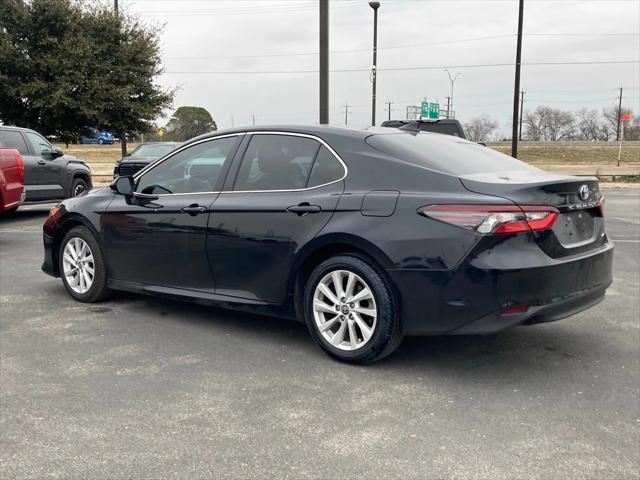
[303,254,403,364]
[98,139,104,145]
[71,177,89,197]
[59,226,110,303]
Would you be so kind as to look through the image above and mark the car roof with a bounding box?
[186,125,373,143]
[0,125,35,133]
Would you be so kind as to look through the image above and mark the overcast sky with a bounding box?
[123,0,640,135]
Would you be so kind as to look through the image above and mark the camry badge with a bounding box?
[579,184,590,201]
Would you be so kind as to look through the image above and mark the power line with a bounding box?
[163,59,640,75]
[165,34,515,60]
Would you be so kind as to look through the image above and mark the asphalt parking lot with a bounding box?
[1,188,638,479]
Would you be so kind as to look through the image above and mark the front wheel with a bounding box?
[71,177,89,197]
[59,226,110,302]
[304,255,403,364]
[98,138,104,145]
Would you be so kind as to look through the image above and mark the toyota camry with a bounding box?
[42,125,614,363]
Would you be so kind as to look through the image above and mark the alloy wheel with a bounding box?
[62,237,95,294]
[312,269,377,351]
[73,183,86,196]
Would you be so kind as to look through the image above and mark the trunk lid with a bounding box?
[459,170,606,258]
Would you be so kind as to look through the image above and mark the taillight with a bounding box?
[418,204,559,234]
[15,153,24,184]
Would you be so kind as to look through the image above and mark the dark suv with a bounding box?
[381,119,466,138]
[113,142,181,178]
[0,126,92,203]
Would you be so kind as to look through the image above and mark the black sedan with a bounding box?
[42,125,613,363]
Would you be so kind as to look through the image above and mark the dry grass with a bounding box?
[56,143,140,163]
[56,141,640,166]
[489,142,640,165]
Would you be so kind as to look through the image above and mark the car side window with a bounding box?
[0,130,29,155]
[233,134,321,191]
[136,136,239,195]
[24,132,52,155]
[307,146,345,188]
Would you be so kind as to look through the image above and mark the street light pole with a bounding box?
[369,2,380,127]
[444,69,460,119]
[319,0,329,125]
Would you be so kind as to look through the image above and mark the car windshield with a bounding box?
[366,132,538,176]
[130,144,177,158]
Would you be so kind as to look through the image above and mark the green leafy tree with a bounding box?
[165,106,217,141]
[0,0,173,145]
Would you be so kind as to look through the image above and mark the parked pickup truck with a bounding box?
[0,148,25,213]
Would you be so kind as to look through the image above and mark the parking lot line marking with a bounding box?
[612,239,640,243]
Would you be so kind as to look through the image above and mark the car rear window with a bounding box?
[366,133,538,176]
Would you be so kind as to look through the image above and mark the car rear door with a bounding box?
[207,132,345,304]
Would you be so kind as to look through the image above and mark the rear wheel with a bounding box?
[59,226,110,302]
[304,255,403,364]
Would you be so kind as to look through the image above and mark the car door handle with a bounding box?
[181,205,208,216]
[37,160,46,165]
[287,203,322,216]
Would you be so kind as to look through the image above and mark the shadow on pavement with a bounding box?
[96,288,604,379]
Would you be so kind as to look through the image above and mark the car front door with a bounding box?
[23,131,66,200]
[102,134,242,291]
[0,129,43,201]
[207,132,346,303]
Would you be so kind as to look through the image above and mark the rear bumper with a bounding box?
[452,283,607,334]
[388,239,614,335]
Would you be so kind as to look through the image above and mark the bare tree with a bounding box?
[522,108,546,141]
[575,108,604,141]
[464,116,499,142]
[523,106,575,141]
[543,107,575,141]
[602,104,634,140]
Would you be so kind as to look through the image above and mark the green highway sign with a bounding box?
[420,100,440,119]
[421,100,429,117]
[429,102,439,119]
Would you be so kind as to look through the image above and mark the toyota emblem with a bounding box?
[579,184,589,201]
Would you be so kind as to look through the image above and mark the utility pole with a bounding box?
[319,0,329,125]
[342,104,351,126]
[369,2,380,127]
[386,101,394,121]
[511,0,524,158]
[252,114,255,126]
[231,115,234,128]
[445,96,451,119]
[518,91,525,141]
[616,87,623,141]
[114,0,127,157]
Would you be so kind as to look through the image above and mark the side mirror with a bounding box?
[111,175,135,196]
[41,146,64,160]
